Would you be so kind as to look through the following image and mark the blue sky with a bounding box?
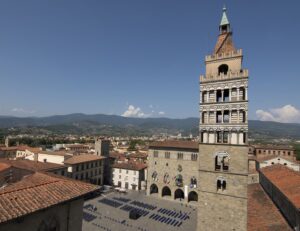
[0,1,299,122]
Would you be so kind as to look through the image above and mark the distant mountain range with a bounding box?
[0,113,299,140]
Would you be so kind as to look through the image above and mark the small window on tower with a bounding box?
[218,64,229,75]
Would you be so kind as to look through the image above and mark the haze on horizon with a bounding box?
[0,1,299,123]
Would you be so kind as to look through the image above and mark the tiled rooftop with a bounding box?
[109,152,125,159]
[253,144,295,151]
[214,32,236,55]
[38,150,73,156]
[0,172,98,223]
[149,140,198,150]
[64,154,105,165]
[112,162,147,171]
[248,183,291,231]
[129,152,148,159]
[261,165,300,208]
[0,163,10,172]
[0,159,66,172]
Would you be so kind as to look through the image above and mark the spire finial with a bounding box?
[223,5,226,11]
[220,5,230,27]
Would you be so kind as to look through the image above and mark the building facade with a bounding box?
[95,138,111,185]
[0,171,98,231]
[64,154,105,185]
[147,141,199,203]
[198,7,249,231]
[253,144,296,160]
[112,162,147,190]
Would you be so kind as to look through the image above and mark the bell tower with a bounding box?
[197,7,248,231]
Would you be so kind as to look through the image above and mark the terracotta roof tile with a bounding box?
[253,144,295,150]
[261,165,300,208]
[256,155,299,163]
[0,159,66,172]
[38,151,72,156]
[0,172,98,223]
[129,152,148,159]
[214,32,236,54]
[64,154,105,165]
[149,140,198,150]
[248,183,291,231]
[0,163,11,172]
[109,152,125,159]
[112,162,147,171]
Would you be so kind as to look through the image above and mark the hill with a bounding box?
[0,114,299,139]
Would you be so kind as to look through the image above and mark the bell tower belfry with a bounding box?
[197,7,248,231]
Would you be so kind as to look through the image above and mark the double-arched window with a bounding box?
[215,152,230,171]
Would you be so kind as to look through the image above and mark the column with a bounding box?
[237,110,240,123]
[214,111,217,124]
[237,132,240,145]
[214,90,217,102]
[228,132,232,144]
[229,110,232,123]
[245,87,248,101]
[237,88,240,101]
[221,89,224,102]
[206,132,209,144]
[206,91,209,103]
[229,88,232,101]
[214,131,217,143]
[221,110,224,123]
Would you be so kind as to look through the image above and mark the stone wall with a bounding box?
[0,198,84,231]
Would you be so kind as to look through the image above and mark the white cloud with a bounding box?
[122,105,147,118]
[256,104,300,123]
[122,104,166,118]
[11,108,36,114]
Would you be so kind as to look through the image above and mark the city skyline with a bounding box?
[0,1,299,123]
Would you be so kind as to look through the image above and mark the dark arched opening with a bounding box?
[162,186,171,197]
[218,64,229,75]
[174,188,184,200]
[188,191,198,202]
[150,184,158,194]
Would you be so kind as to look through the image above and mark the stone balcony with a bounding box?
[200,69,248,83]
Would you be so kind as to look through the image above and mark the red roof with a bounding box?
[0,172,98,223]
[248,183,291,231]
[149,140,198,150]
[64,154,105,165]
[112,162,147,171]
[261,165,300,208]
[0,163,10,172]
[214,32,236,55]
[0,159,66,172]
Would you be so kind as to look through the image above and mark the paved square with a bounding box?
[82,191,197,231]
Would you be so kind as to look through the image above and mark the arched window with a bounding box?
[218,64,229,75]
[150,184,158,194]
[174,188,184,200]
[162,186,171,197]
[188,191,198,202]
[217,178,227,191]
[215,152,230,171]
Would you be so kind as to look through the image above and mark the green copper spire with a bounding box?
[220,6,229,26]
